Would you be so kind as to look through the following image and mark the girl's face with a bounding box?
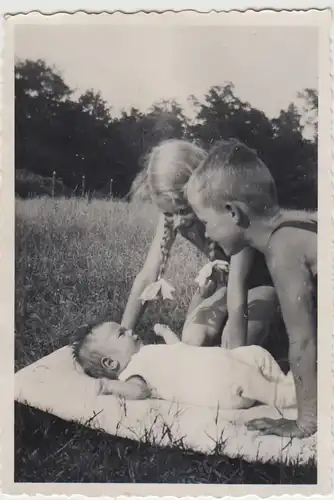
[191,205,247,256]
[155,193,197,230]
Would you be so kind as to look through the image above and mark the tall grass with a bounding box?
[15,197,316,484]
[15,197,206,369]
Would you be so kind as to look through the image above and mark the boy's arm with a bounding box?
[99,376,151,400]
[154,324,181,344]
[247,242,317,437]
[222,247,255,348]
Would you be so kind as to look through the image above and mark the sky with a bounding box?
[14,24,318,121]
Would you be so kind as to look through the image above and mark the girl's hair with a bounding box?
[132,139,207,205]
[187,138,278,216]
[158,214,176,280]
[132,139,218,282]
[207,239,217,261]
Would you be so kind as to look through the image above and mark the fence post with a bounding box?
[81,175,85,197]
[52,170,56,197]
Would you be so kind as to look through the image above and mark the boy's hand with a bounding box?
[246,417,315,438]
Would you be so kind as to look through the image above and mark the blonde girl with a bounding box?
[121,139,281,352]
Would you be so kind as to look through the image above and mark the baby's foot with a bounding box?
[154,323,173,337]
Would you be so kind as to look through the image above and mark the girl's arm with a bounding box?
[99,376,150,400]
[221,247,255,349]
[121,214,176,330]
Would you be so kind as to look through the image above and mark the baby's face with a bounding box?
[88,322,143,373]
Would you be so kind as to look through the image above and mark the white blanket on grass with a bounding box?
[14,346,317,465]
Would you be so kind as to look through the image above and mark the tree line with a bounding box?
[15,59,318,209]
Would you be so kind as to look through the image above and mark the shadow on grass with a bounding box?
[15,403,317,484]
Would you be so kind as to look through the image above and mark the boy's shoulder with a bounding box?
[265,217,317,263]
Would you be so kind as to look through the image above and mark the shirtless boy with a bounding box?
[186,138,317,438]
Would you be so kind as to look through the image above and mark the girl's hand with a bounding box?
[198,278,217,298]
[246,417,316,438]
[198,268,228,299]
[196,260,229,298]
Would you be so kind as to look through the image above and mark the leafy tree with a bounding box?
[297,88,318,140]
[189,83,317,210]
[15,58,317,210]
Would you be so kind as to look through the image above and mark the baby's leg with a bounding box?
[182,285,227,346]
[154,324,180,344]
[234,345,288,383]
[243,367,296,409]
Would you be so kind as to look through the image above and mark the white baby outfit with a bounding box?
[118,343,295,410]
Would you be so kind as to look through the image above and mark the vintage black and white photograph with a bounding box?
[1,8,332,496]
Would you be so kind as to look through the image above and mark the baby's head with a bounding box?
[72,321,143,379]
[186,138,279,256]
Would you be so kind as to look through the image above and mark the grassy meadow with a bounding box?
[15,197,316,484]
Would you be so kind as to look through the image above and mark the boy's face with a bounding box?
[89,322,143,374]
[192,205,247,256]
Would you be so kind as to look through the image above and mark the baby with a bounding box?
[72,321,295,410]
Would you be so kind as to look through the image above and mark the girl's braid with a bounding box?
[157,215,176,280]
[207,239,217,262]
[198,238,225,299]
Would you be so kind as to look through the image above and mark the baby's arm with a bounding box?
[99,376,150,400]
[154,324,181,344]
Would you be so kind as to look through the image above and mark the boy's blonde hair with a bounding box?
[132,139,218,283]
[187,138,278,216]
